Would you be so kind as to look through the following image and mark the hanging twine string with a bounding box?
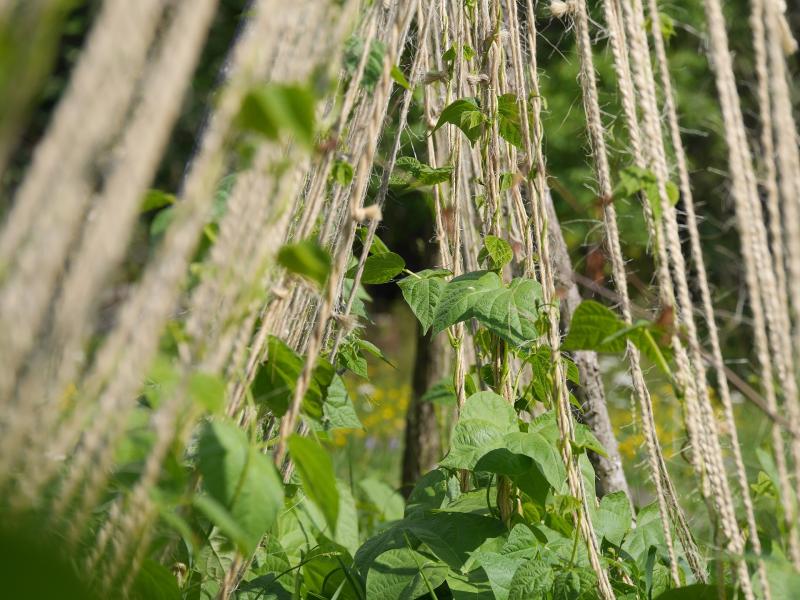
[498,2,614,596]
[619,0,752,592]
[330,0,436,360]
[701,0,800,568]
[48,0,289,538]
[0,0,167,403]
[763,0,800,375]
[647,0,770,593]
[272,1,417,469]
[558,0,705,583]
[0,0,220,504]
[224,4,383,419]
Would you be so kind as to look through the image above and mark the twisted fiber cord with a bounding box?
[480,0,502,238]
[87,4,349,592]
[607,0,713,514]
[257,3,409,363]
[261,2,407,496]
[701,0,800,567]
[204,161,312,376]
[292,3,382,243]
[39,2,284,516]
[561,0,704,583]
[764,0,800,375]
[446,3,469,412]
[224,5,383,417]
[331,0,436,360]
[0,0,166,403]
[649,0,769,593]
[263,6,404,361]
[423,6,452,270]
[273,2,417,469]
[620,0,752,593]
[0,0,163,257]
[750,0,790,338]
[92,136,293,591]
[477,0,507,250]
[448,0,469,410]
[762,14,800,556]
[600,0,714,541]
[502,3,613,596]
[760,0,800,562]
[186,0,327,372]
[218,15,366,600]
[603,0,710,520]
[739,0,800,508]
[599,0,707,579]
[1,0,220,504]
[271,4,417,480]
[512,0,628,498]
[48,0,286,538]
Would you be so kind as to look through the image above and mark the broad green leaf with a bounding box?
[287,434,339,535]
[448,571,495,599]
[251,336,332,419]
[420,377,457,406]
[474,552,526,600]
[140,189,175,213]
[572,423,608,457]
[397,269,449,333]
[196,419,284,554]
[405,468,460,518]
[366,548,447,600]
[553,568,595,600]
[508,559,555,600]
[301,480,360,555]
[359,226,391,255]
[497,93,523,149]
[441,391,519,469]
[319,375,363,431]
[594,491,632,546]
[358,338,394,367]
[409,513,506,569]
[339,340,369,378]
[479,235,514,270]
[332,160,354,185]
[432,271,544,345]
[432,271,501,335]
[301,537,357,599]
[347,251,405,284]
[192,494,252,554]
[654,584,732,599]
[277,239,331,287]
[238,83,316,148]
[434,97,485,144]
[188,372,225,413]
[130,559,181,600]
[395,156,453,186]
[622,502,669,566]
[390,64,411,90]
[343,36,386,91]
[562,300,628,353]
[562,300,670,367]
[499,171,515,192]
[614,166,679,226]
[238,574,292,600]
[501,431,566,492]
[360,478,405,522]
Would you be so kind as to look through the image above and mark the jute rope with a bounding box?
[558,0,705,582]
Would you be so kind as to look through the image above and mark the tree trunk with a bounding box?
[545,190,631,499]
[401,326,448,496]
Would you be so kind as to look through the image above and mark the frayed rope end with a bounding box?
[550,0,577,18]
